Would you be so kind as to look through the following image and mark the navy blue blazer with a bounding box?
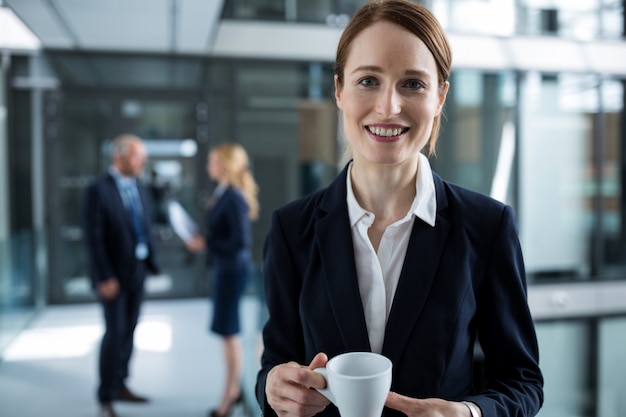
[82,173,159,289]
[256,164,543,417]
[205,186,252,272]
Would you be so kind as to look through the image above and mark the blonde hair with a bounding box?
[211,143,260,220]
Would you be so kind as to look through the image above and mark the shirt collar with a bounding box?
[346,164,369,228]
[346,153,437,228]
[414,153,437,227]
[214,184,228,197]
[108,166,136,188]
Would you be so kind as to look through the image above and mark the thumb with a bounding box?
[386,391,416,414]
[307,352,330,390]
[308,352,329,370]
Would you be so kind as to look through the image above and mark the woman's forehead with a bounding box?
[344,21,438,78]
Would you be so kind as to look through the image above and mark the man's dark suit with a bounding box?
[256,164,543,417]
[82,172,159,403]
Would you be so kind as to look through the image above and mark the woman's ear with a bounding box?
[436,81,450,115]
[334,74,343,110]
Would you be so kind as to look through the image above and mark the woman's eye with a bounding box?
[405,80,425,90]
[406,80,424,90]
[358,77,378,87]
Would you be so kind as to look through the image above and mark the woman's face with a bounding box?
[335,21,448,168]
[207,152,224,182]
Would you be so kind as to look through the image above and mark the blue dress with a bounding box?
[206,186,253,336]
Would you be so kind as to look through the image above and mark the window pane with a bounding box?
[535,320,592,417]
[598,317,626,416]
[519,73,592,281]
[432,71,516,201]
[601,79,625,276]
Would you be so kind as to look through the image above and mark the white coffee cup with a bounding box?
[314,352,392,417]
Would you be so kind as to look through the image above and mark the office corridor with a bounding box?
[0,297,263,417]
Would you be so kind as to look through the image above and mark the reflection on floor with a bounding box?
[0,297,264,417]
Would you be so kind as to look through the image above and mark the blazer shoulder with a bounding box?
[222,186,246,204]
[436,175,517,231]
[88,172,115,188]
[83,174,111,198]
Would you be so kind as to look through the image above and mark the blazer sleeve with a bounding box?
[470,205,544,416]
[255,209,306,416]
[139,184,160,274]
[81,182,115,284]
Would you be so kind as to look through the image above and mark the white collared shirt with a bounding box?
[346,153,437,353]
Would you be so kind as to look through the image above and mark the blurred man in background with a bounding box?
[82,133,160,417]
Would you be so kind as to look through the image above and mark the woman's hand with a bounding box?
[266,352,330,417]
[386,392,478,417]
[184,234,205,253]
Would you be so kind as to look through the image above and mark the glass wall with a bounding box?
[26,54,338,304]
[0,50,10,352]
[432,0,624,40]
[516,0,624,40]
[221,0,368,23]
[221,0,625,40]
[432,71,516,200]
[0,54,43,353]
[518,73,592,281]
[598,316,626,417]
[535,320,593,417]
[601,79,626,277]
[47,90,210,304]
[534,315,626,417]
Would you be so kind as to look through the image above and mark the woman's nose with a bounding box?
[375,87,401,119]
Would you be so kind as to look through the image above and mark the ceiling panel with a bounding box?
[5,0,74,48]
[177,0,223,53]
[5,0,224,53]
[55,0,170,51]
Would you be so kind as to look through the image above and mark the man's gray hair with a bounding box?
[110,134,142,158]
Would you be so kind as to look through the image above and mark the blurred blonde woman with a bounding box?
[187,143,259,417]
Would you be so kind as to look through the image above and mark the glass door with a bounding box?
[45,90,210,304]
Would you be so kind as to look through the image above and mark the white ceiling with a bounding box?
[4,0,224,54]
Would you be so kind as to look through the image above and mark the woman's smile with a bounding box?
[366,124,410,143]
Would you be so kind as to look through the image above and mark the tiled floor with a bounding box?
[0,297,264,417]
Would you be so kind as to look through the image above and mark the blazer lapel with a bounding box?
[382,174,450,363]
[316,165,371,352]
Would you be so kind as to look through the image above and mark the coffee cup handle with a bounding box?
[313,368,336,405]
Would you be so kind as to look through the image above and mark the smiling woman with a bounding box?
[256,2,543,417]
